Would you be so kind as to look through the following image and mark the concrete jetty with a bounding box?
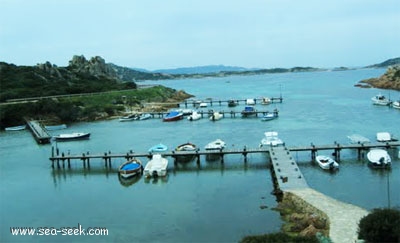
[268,146,369,242]
[287,188,369,243]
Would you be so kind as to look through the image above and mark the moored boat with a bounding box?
[144,154,168,178]
[228,99,237,107]
[205,139,226,150]
[315,155,339,170]
[246,98,255,105]
[259,131,284,147]
[5,125,26,131]
[376,132,398,142]
[371,93,391,106]
[118,158,143,178]
[119,113,139,122]
[367,149,391,168]
[163,111,183,122]
[209,111,223,121]
[204,139,226,161]
[241,106,257,117]
[174,142,199,162]
[392,100,400,109]
[187,111,202,121]
[148,143,168,153]
[139,113,151,120]
[261,97,271,105]
[261,109,279,121]
[53,132,90,141]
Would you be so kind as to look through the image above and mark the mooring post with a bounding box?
[311,143,316,161]
[243,146,248,163]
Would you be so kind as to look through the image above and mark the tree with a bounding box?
[358,208,400,242]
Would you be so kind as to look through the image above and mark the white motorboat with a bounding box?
[139,113,151,120]
[260,131,284,147]
[205,139,226,150]
[205,139,226,161]
[246,98,255,105]
[199,102,208,108]
[53,132,90,141]
[261,97,271,105]
[5,125,26,131]
[347,134,370,144]
[187,111,202,121]
[209,111,223,121]
[392,100,400,109]
[144,154,168,178]
[119,113,138,122]
[315,155,339,170]
[367,149,391,168]
[371,93,391,106]
[376,132,398,142]
[261,109,279,121]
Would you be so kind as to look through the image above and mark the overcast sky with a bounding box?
[1,0,399,70]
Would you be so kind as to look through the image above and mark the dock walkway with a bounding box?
[268,146,308,190]
[287,188,369,243]
[268,146,369,242]
[25,119,51,144]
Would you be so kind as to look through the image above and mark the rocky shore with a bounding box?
[356,65,400,91]
[274,192,330,239]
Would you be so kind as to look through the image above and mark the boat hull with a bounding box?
[53,133,90,141]
[367,149,391,168]
[315,155,339,170]
[118,159,143,178]
[174,143,198,162]
[144,154,168,178]
[163,112,183,122]
[5,125,26,131]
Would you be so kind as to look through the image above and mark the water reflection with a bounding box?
[50,159,270,188]
[118,173,142,187]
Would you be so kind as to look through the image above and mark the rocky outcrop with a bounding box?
[68,55,117,79]
[359,65,400,90]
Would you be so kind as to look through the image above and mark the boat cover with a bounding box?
[122,163,141,170]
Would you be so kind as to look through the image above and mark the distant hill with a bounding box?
[153,65,252,74]
[366,57,400,68]
[0,55,173,102]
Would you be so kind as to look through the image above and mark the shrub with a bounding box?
[358,208,400,242]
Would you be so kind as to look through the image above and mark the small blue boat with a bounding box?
[148,143,168,153]
[163,111,183,122]
[118,158,143,178]
[241,106,257,117]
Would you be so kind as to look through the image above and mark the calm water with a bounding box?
[1,68,399,242]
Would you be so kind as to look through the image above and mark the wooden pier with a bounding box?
[123,109,279,120]
[180,97,283,108]
[25,118,51,144]
[48,141,399,169]
[268,146,308,191]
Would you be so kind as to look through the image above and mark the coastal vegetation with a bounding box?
[0,86,192,129]
[358,208,400,242]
